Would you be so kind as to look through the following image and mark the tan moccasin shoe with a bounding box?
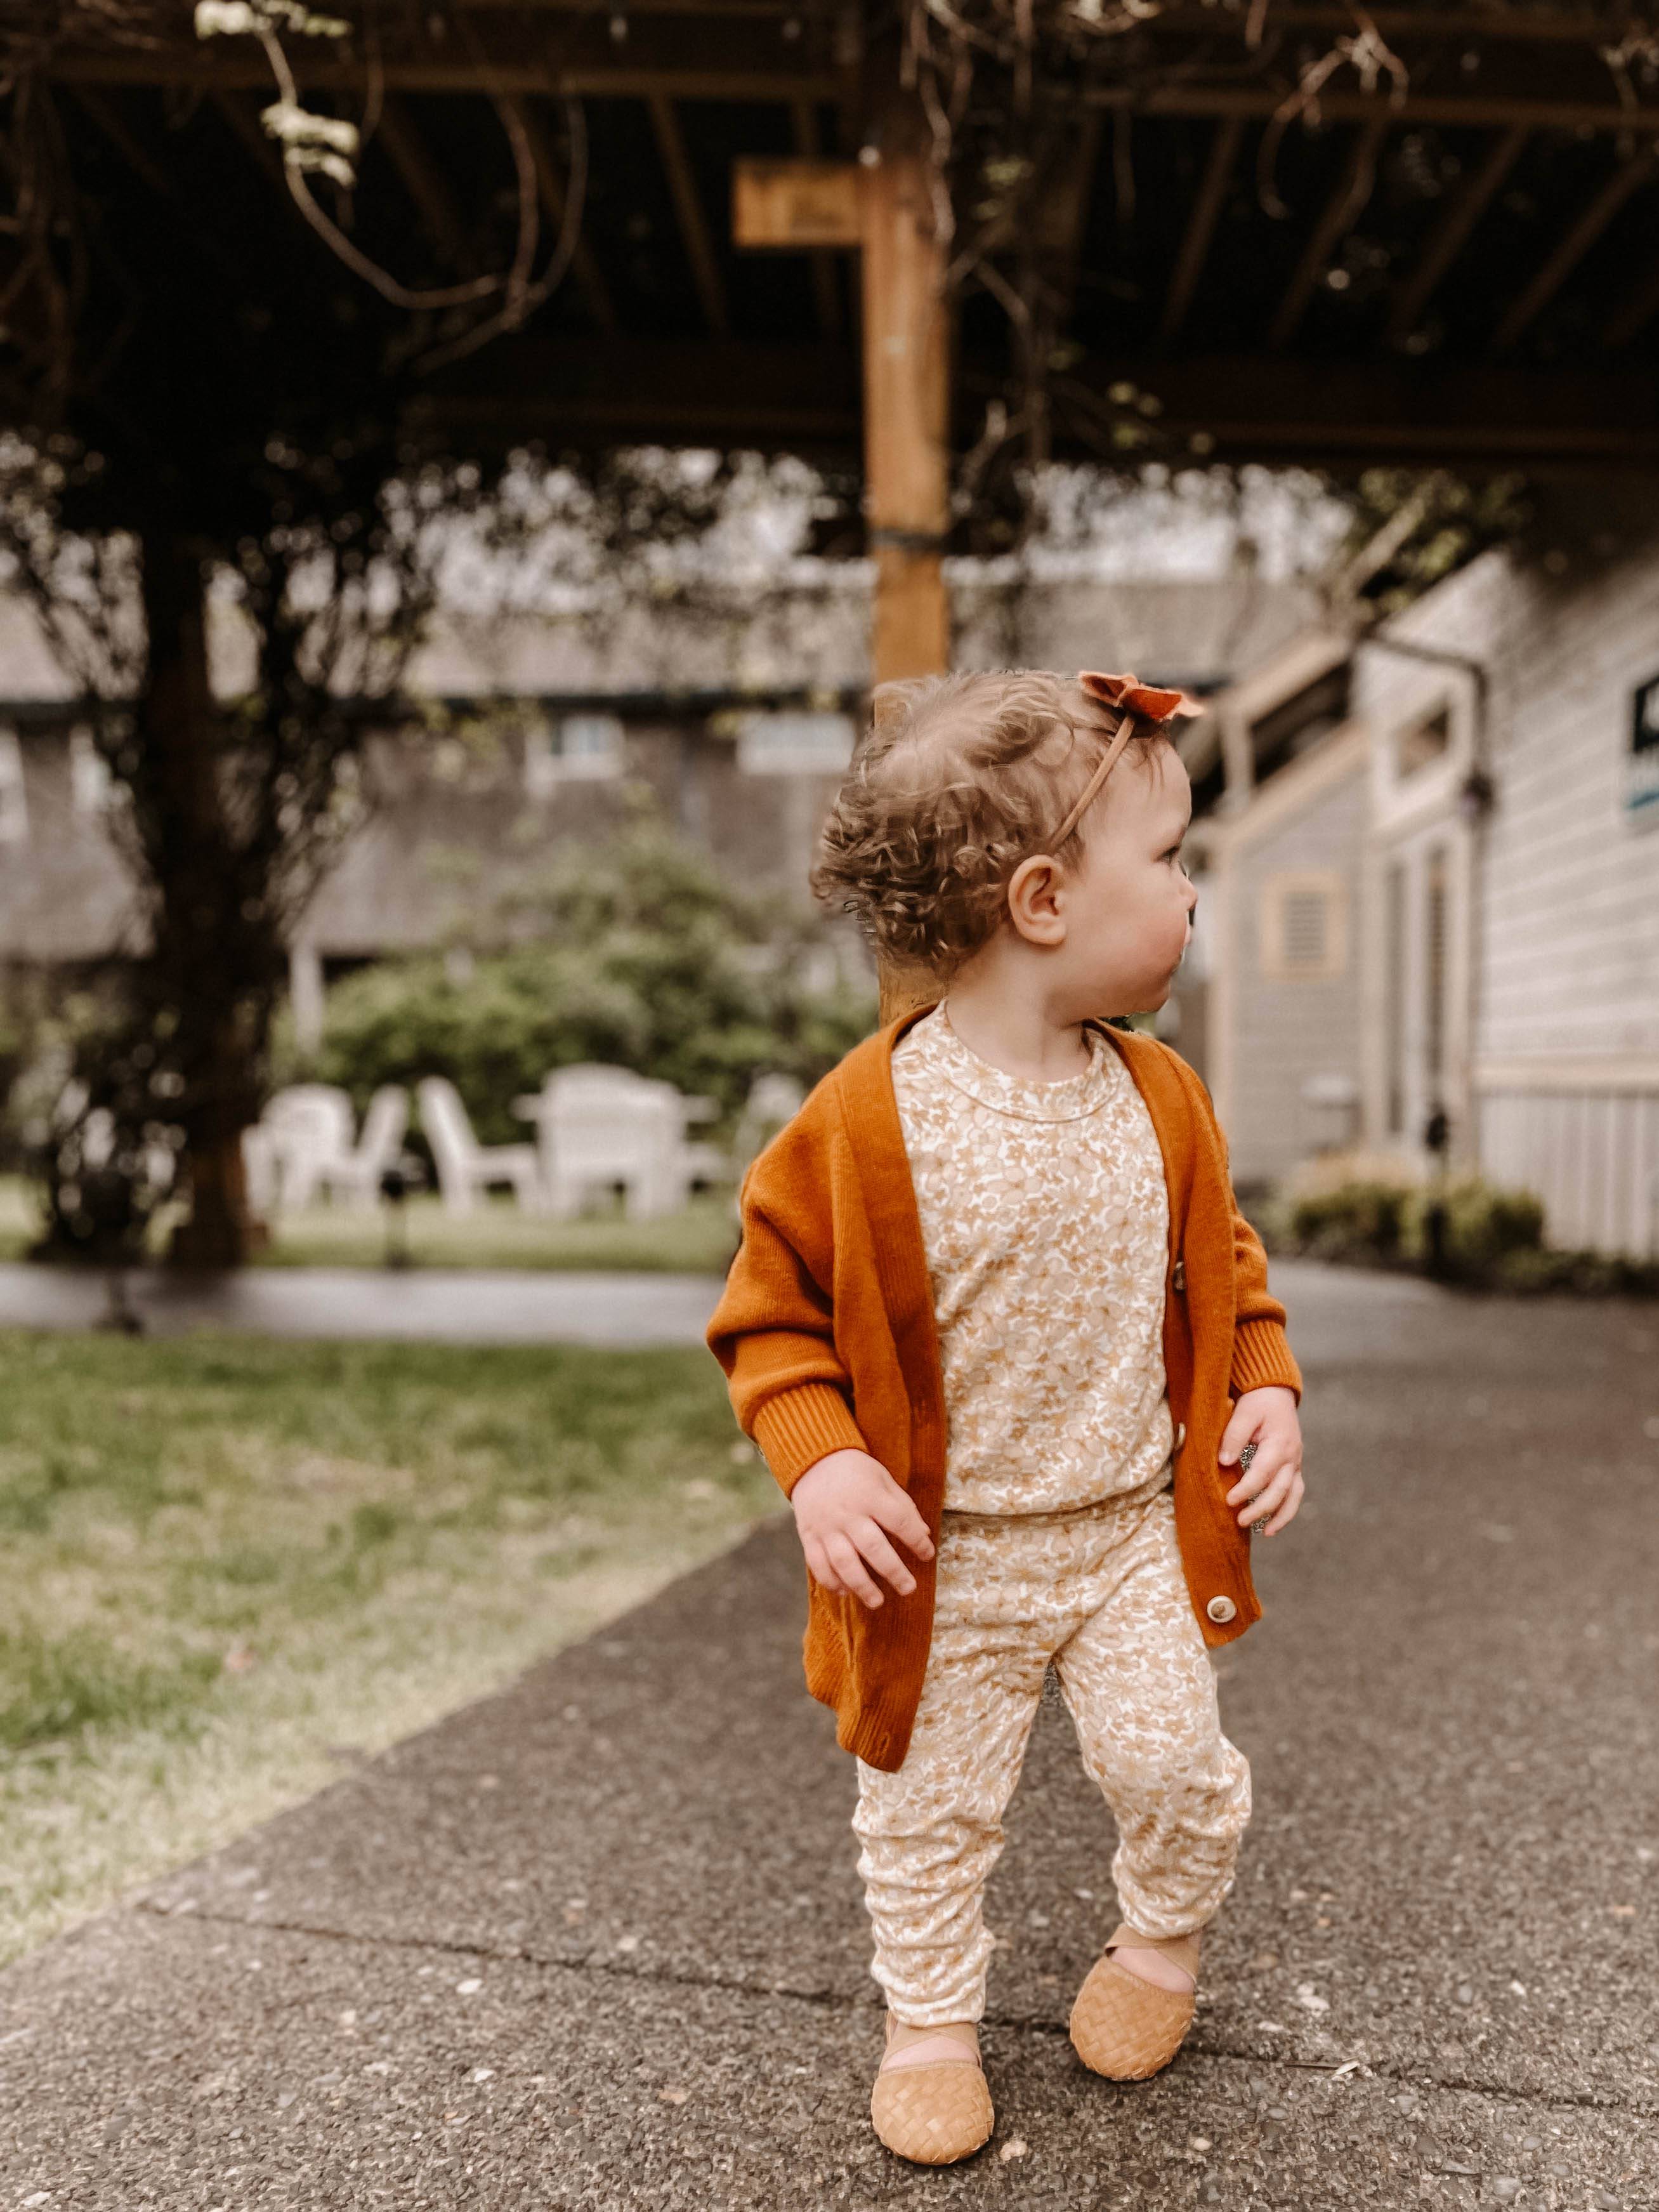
[1070,1921,1201,2081]
[870,2016,995,2166]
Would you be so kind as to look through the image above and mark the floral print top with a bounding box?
[891,1005,1176,1516]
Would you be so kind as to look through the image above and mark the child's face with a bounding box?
[1018,738,1197,1018]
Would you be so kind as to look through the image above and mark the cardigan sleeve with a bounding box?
[706,1147,869,1498]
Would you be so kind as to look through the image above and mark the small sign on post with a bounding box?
[732,159,860,250]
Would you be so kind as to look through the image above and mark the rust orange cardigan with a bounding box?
[707,1007,1302,1773]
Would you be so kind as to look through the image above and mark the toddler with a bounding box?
[708,669,1304,2164]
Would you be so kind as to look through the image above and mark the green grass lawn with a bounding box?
[0,1176,740,1274]
[0,1330,779,1964]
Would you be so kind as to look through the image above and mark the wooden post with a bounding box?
[732,139,952,1022]
[859,145,950,1020]
[858,146,949,687]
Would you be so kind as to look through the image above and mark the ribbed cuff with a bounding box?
[751,1382,868,1496]
[1230,1319,1302,1402]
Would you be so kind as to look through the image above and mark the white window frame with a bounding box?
[1260,868,1349,982]
[734,711,856,777]
[0,727,27,845]
[69,724,112,815]
[524,711,626,793]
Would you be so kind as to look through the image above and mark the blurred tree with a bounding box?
[305,812,876,1141]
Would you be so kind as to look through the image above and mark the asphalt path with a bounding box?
[1,1265,1656,2207]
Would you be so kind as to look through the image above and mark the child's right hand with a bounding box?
[790,1449,935,1610]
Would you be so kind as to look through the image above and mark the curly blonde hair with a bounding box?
[810,669,1164,975]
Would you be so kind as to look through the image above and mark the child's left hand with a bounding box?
[1218,1385,1304,1537]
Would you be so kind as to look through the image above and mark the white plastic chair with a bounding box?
[250,1084,356,1211]
[732,1073,806,1174]
[518,1066,726,1220]
[417,1076,542,1215]
[315,1085,410,1210]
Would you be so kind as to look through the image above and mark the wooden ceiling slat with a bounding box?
[1122,3,1659,41]
[1386,124,1528,348]
[48,44,1659,138]
[648,93,730,334]
[792,98,844,339]
[1603,253,1659,350]
[1268,114,1389,350]
[374,96,475,274]
[1039,109,1103,328]
[48,53,840,102]
[1491,141,1659,353]
[503,94,619,334]
[1091,86,1659,136]
[1159,114,1242,345]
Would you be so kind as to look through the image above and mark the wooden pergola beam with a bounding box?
[1159,114,1242,345]
[1490,141,1659,353]
[374,95,475,273]
[1037,109,1103,328]
[1100,3,1659,40]
[501,93,619,334]
[1268,113,1389,350]
[792,98,844,339]
[1386,124,1527,347]
[442,0,1659,35]
[648,93,730,334]
[426,336,1659,468]
[49,44,1659,138]
[1091,86,1659,136]
[49,53,841,102]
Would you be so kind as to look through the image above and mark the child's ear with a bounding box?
[1005,854,1068,947]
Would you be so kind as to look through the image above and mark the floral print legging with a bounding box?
[853,1484,1252,2027]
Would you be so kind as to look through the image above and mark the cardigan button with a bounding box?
[1205,1595,1238,1625]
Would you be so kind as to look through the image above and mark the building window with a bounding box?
[735,711,856,777]
[0,728,27,845]
[1249,664,1351,782]
[1261,870,1348,982]
[523,712,625,794]
[69,725,112,814]
[1397,704,1452,779]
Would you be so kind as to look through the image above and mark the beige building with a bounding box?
[1194,536,1659,1260]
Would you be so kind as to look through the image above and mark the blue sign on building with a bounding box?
[1629,673,1659,827]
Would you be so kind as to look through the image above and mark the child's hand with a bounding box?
[1219,1385,1304,1537]
[790,1449,935,1610]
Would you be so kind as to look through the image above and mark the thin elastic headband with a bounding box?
[1044,711,1136,852]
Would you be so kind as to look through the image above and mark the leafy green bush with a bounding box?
[302,816,877,1143]
[1424,1178,1544,1279]
[1286,1179,1412,1261]
[1272,1168,1658,1296]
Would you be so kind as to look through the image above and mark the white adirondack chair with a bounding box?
[517,1065,725,1220]
[315,1085,410,1209]
[731,1072,806,1174]
[246,1084,356,1212]
[417,1076,542,1215]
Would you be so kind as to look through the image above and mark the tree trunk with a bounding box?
[134,527,275,1269]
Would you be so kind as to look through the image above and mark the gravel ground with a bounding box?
[1,1263,1655,2208]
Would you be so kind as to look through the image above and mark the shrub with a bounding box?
[1417,1178,1544,1280]
[1287,1178,1412,1261]
[301,815,877,1144]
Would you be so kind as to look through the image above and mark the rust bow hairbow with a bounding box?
[1046,669,1198,848]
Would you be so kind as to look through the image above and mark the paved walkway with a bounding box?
[1,1267,1656,2207]
[0,1261,724,1346]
